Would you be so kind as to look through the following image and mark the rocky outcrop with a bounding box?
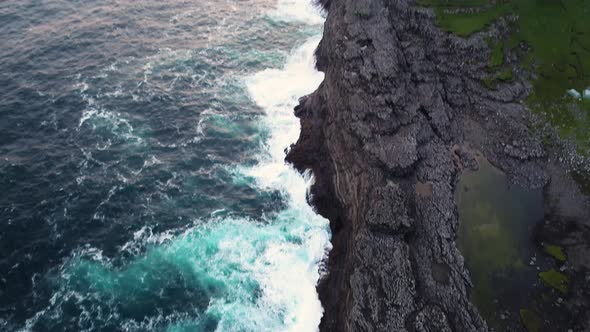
[286,0,554,331]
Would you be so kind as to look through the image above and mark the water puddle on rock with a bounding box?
[456,155,545,330]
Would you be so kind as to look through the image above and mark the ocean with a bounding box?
[0,1,330,330]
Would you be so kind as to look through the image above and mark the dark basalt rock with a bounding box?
[289,0,590,331]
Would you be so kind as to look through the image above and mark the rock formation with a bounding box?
[287,0,590,331]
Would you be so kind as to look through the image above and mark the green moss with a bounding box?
[487,38,504,68]
[436,5,508,37]
[482,77,497,90]
[544,244,566,262]
[539,269,569,294]
[482,67,512,88]
[417,0,490,7]
[417,1,510,37]
[519,309,543,332]
[497,68,513,82]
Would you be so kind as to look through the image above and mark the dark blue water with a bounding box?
[0,1,329,331]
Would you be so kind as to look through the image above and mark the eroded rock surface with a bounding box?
[287,0,588,331]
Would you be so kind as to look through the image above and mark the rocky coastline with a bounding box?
[286,0,590,331]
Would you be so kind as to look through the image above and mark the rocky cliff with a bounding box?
[287,0,590,331]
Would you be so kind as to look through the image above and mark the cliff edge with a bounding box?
[287,0,590,331]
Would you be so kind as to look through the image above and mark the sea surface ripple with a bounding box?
[0,1,329,331]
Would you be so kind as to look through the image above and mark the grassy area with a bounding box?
[416,0,510,37]
[418,0,590,152]
[487,38,504,68]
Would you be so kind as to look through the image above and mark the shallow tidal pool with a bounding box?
[456,156,544,330]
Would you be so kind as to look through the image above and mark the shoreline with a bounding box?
[288,0,590,330]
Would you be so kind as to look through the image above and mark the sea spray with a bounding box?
[17,1,329,331]
[242,34,329,331]
[270,0,325,25]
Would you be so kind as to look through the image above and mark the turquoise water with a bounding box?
[0,1,329,331]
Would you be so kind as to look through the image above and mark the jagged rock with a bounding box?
[287,0,590,331]
[414,305,453,332]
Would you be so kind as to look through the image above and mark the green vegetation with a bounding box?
[419,0,590,152]
[497,68,513,82]
[544,244,566,262]
[519,309,543,332]
[417,0,509,37]
[487,38,504,68]
[482,67,513,89]
[539,269,569,294]
[482,77,497,90]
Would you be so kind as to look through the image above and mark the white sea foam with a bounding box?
[119,225,178,256]
[202,6,329,332]
[22,1,329,331]
[78,107,142,143]
[75,77,144,144]
[270,0,325,25]
[236,23,329,332]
